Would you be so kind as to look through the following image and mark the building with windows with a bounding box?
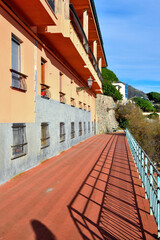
[112,82,128,100]
[0,0,107,184]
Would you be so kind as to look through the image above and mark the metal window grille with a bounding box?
[92,121,94,132]
[84,122,86,134]
[41,123,50,148]
[88,122,90,133]
[12,123,27,159]
[60,122,65,142]
[79,122,82,136]
[71,122,75,139]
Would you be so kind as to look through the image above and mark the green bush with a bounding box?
[133,97,155,112]
[115,103,160,163]
[102,80,123,101]
[102,68,119,83]
[146,112,159,119]
[147,92,160,103]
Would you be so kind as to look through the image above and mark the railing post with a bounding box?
[145,157,148,199]
[158,174,160,238]
[141,152,144,188]
[138,147,142,178]
[150,164,153,215]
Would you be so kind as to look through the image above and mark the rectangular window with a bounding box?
[92,121,94,132]
[88,122,90,133]
[11,35,27,91]
[40,58,51,99]
[79,122,82,136]
[41,123,50,148]
[71,122,75,139]
[71,98,75,107]
[83,103,86,111]
[60,122,65,142]
[12,123,27,159]
[84,122,86,134]
[88,105,91,111]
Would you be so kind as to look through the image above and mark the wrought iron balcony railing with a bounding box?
[10,69,27,92]
[46,0,55,13]
[40,83,51,99]
[70,4,103,82]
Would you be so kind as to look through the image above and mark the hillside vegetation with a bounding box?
[116,103,160,164]
[102,68,123,101]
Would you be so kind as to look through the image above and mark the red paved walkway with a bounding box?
[0,134,158,240]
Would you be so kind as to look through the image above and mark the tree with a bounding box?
[102,68,119,83]
[133,97,155,112]
[147,92,160,103]
[102,68,123,101]
[102,80,123,101]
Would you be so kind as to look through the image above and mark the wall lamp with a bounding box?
[76,76,93,92]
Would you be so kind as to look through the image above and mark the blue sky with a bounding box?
[94,0,160,93]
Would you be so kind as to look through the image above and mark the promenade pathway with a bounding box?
[0,134,158,239]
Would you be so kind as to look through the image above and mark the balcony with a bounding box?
[46,0,55,13]
[70,4,103,82]
[10,69,27,92]
[40,83,51,99]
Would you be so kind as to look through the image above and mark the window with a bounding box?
[84,122,86,134]
[71,122,75,139]
[12,123,27,159]
[88,122,90,133]
[41,123,50,148]
[94,120,96,134]
[60,122,65,142]
[88,105,91,111]
[92,121,94,132]
[83,103,86,111]
[79,122,82,136]
[11,35,27,91]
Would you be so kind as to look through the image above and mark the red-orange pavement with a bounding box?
[0,134,158,240]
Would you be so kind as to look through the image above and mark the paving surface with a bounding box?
[0,134,158,240]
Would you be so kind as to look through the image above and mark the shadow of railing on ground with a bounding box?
[68,134,157,240]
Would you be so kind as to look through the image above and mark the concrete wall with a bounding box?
[96,95,118,134]
[0,97,93,184]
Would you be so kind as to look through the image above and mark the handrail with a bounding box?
[126,128,160,238]
[69,4,103,82]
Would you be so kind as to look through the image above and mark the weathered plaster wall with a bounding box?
[0,98,93,184]
[96,94,118,134]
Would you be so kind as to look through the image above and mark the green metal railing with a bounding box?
[126,129,160,237]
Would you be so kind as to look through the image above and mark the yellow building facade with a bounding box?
[0,0,107,184]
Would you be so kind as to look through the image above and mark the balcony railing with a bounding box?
[46,0,55,13]
[70,4,103,82]
[10,69,27,92]
[60,92,66,104]
[126,128,160,237]
[40,83,51,99]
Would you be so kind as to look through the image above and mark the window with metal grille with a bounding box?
[12,123,27,159]
[92,121,94,132]
[79,122,82,136]
[60,122,65,142]
[88,122,90,133]
[84,122,86,134]
[71,122,75,139]
[41,123,50,148]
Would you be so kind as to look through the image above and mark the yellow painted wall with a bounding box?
[0,6,97,123]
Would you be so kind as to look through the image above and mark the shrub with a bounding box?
[133,97,155,112]
[115,103,160,163]
[147,92,160,103]
[102,80,123,101]
[146,112,159,120]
